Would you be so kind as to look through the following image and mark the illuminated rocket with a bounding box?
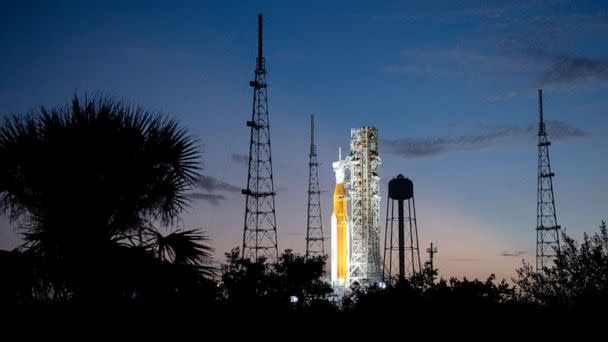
[331,148,349,285]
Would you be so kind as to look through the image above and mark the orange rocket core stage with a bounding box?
[333,182,348,279]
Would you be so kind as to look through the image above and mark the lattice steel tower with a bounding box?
[536,89,561,271]
[306,114,324,258]
[241,13,279,262]
[348,127,382,285]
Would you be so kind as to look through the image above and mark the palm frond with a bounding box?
[147,228,213,265]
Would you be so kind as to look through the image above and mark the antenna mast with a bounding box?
[306,114,324,258]
[241,13,279,262]
[536,89,561,271]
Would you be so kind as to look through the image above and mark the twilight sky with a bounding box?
[1,0,607,281]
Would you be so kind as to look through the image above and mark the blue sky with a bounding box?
[1,0,607,280]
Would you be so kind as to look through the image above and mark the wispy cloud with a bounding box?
[189,175,241,205]
[383,121,589,159]
[525,48,608,86]
[231,153,249,164]
[500,250,526,257]
[186,193,226,206]
[488,49,608,101]
[387,41,608,102]
[198,175,240,193]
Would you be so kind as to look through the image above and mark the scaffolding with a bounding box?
[347,127,382,286]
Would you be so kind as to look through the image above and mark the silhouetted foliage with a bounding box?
[349,272,514,313]
[515,220,608,309]
[0,249,37,305]
[0,95,213,305]
[146,228,215,278]
[220,248,333,312]
[410,258,439,289]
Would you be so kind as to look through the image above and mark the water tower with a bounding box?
[383,174,421,282]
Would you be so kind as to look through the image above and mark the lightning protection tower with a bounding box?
[536,89,561,271]
[241,13,279,263]
[306,114,324,258]
[382,174,421,283]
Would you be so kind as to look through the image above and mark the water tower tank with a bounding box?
[388,174,413,200]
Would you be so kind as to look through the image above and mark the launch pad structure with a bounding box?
[348,127,382,285]
[331,127,382,288]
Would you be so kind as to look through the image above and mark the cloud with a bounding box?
[382,121,589,159]
[389,44,608,101]
[189,175,240,204]
[524,48,608,85]
[186,193,226,206]
[231,153,249,164]
[198,175,240,193]
[545,120,589,140]
[500,250,526,257]
[489,49,608,101]
[540,54,608,85]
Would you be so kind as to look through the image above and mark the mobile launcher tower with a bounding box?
[331,127,382,288]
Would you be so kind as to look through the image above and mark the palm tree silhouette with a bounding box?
[0,95,210,303]
[147,228,215,278]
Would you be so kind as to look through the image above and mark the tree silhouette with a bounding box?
[0,95,209,304]
[219,248,333,311]
[147,228,214,274]
[515,220,608,309]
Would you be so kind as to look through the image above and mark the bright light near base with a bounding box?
[378,282,387,289]
[290,295,299,303]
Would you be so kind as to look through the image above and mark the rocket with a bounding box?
[331,148,349,285]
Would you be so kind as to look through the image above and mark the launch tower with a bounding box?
[348,127,382,285]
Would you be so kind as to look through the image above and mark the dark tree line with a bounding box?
[1,96,606,332]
